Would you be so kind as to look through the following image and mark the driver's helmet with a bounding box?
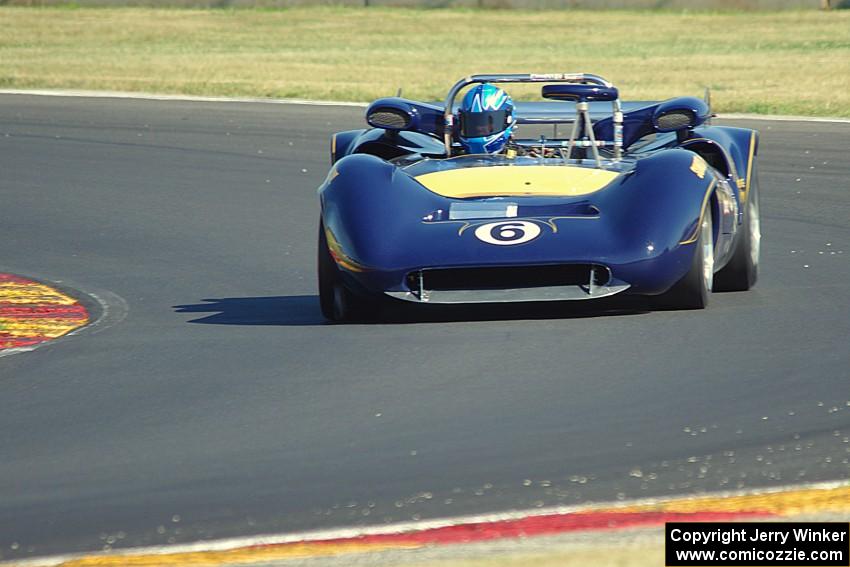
[457,83,516,154]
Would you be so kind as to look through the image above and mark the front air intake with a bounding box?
[407,264,611,292]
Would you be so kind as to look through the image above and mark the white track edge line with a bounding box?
[717,113,850,124]
[0,89,369,107]
[6,478,849,567]
[2,89,850,123]
[0,345,37,358]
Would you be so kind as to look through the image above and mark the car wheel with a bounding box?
[713,165,760,291]
[318,220,376,322]
[318,219,344,321]
[329,281,356,321]
[332,281,378,322]
[655,206,714,310]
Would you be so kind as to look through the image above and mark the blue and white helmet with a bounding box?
[458,83,516,154]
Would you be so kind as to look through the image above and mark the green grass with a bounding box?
[1,6,849,116]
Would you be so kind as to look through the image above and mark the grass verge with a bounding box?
[1,7,849,116]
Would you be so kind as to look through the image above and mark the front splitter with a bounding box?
[385,283,630,304]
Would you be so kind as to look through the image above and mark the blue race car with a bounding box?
[317,73,760,321]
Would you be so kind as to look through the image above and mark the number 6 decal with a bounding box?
[474,221,542,246]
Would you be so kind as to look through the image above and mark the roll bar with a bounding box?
[442,73,623,161]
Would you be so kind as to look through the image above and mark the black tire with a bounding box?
[318,220,341,321]
[655,206,714,310]
[317,219,376,322]
[713,165,760,291]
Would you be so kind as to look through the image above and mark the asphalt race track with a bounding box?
[1,95,848,561]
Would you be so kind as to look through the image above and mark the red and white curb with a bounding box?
[6,480,850,566]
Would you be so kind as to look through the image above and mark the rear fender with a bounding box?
[691,126,759,203]
[331,129,366,164]
[337,128,447,162]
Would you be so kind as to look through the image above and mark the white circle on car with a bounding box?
[474,221,542,246]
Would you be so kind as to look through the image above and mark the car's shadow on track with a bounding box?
[173,295,653,326]
[174,296,325,326]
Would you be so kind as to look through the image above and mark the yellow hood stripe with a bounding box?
[414,165,619,199]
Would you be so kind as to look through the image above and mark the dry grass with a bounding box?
[2,7,849,116]
[399,542,664,567]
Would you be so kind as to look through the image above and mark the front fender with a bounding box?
[319,154,446,271]
[598,149,718,293]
